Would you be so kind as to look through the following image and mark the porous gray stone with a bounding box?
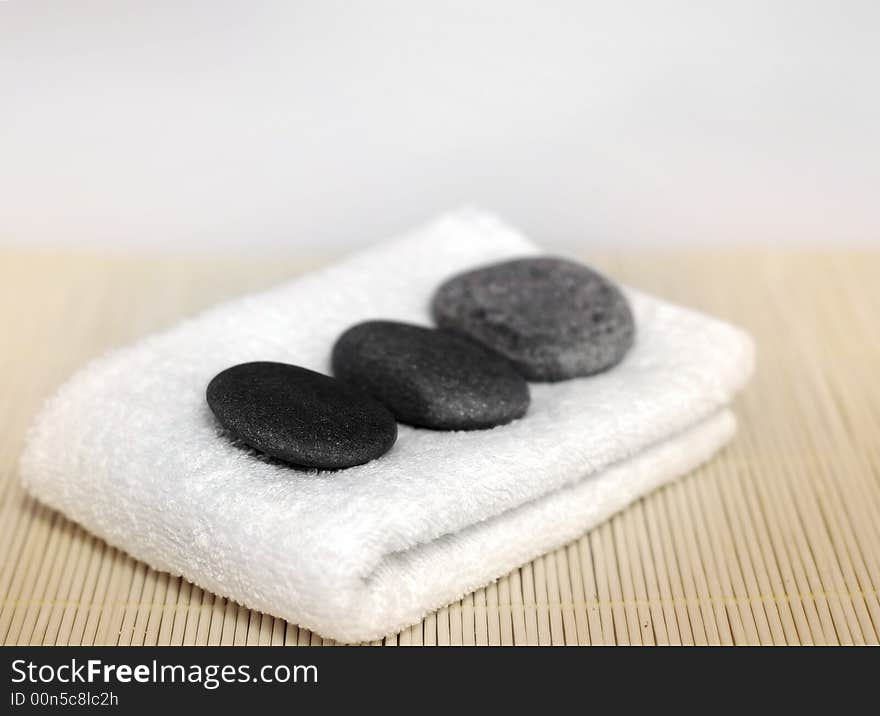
[431,256,635,381]
[332,321,530,430]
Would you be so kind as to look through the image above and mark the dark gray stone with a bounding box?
[206,362,397,469]
[332,321,530,430]
[431,257,635,381]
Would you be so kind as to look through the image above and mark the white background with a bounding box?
[2,1,878,253]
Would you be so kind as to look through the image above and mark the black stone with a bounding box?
[206,362,397,469]
[332,321,530,430]
[431,256,635,381]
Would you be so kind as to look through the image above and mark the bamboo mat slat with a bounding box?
[1,247,878,646]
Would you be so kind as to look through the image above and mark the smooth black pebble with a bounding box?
[206,362,397,469]
[332,321,530,430]
[432,256,635,381]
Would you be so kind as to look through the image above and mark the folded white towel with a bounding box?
[20,211,754,642]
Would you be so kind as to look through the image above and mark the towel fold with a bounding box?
[20,210,754,642]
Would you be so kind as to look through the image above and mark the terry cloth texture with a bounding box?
[20,211,755,643]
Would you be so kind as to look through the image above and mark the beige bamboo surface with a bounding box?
[1,247,879,646]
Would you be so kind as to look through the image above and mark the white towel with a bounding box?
[20,211,755,643]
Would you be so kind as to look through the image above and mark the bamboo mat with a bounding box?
[1,247,879,646]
